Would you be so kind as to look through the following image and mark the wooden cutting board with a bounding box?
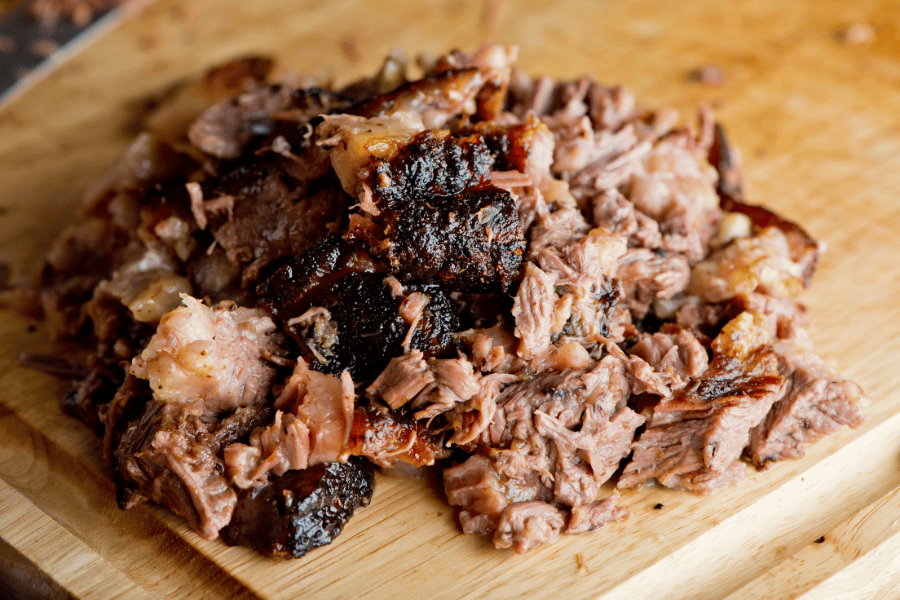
[1,0,899,598]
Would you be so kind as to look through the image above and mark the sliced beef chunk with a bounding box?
[110,388,274,540]
[223,361,354,487]
[190,85,352,161]
[220,456,375,558]
[129,296,278,414]
[207,403,278,452]
[619,353,787,493]
[350,67,481,128]
[442,356,644,551]
[139,56,274,145]
[368,132,525,292]
[195,158,347,286]
[748,366,867,468]
[104,295,282,541]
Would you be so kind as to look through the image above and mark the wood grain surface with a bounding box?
[0,0,899,598]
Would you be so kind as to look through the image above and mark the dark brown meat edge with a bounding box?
[220,456,375,558]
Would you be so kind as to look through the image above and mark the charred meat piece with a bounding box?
[220,456,375,558]
[257,237,378,319]
[405,282,459,358]
[259,238,460,380]
[374,131,493,206]
[378,186,524,292]
[262,260,405,380]
[368,132,525,292]
[286,272,456,379]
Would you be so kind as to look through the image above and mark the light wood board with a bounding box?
[0,0,899,598]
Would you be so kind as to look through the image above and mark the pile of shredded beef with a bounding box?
[29,44,870,555]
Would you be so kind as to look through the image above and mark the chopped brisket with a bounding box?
[62,362,125,436]
[257,237,378,319]
[130,295,277,413]
[81,132,191,218]
[220,456,374,558]
[223,359,353,487]
[344,406,445,467]
[620,312,790,493]
[112,395,240,540]
[493,501,567,553]
[367,132,526,292]
[29,43,868,557]
[566,491,629,534]
[258,238,460,380]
